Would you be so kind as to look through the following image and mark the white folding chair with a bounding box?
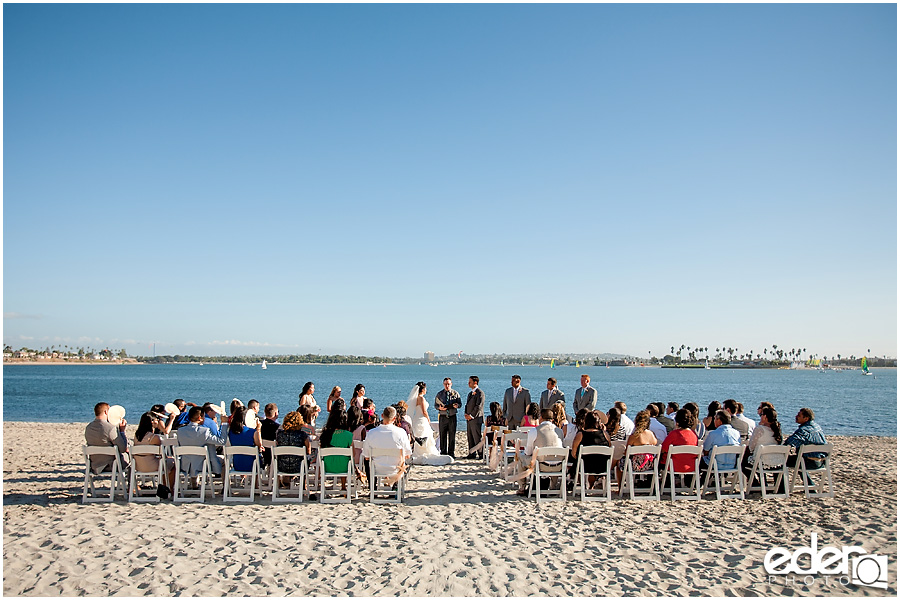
[702,445,746,500]
[173,446,211,503]
[661,446,702,501]
[745,445,790,499]
[530,447,568,504]
[318,447,355,503]
[128,445,165,503]
[82,445,127,503]
[573,446,614,502]
[791,443,834,499]
[223,446,260,502]
[307,438,320,493]
[620,445,661,501]
[352,440,365,473]
[368,447,407,504]
[502,431,528,482]
[259,439,277,492]
[271,446,307,503]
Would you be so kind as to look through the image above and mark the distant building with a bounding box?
[424,351,435,362]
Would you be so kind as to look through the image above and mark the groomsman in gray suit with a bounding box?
[502,374,530,429]
[573,374,598,413]
[539,377,565,410]
[465,376,485,460]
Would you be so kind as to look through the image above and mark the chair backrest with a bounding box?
[668,445,702,456]
[797,443,832,466]
[755,445,790,461]
[83,445,119,458]
[352,440,364,451]
[175,446,208,457]
[369,446,404,459]
[708,444,744,469]
[626,444,660,457]
[273,446,306,458]
[319,447,352,458]
[534,447,568,461]
[261,439,277,450]
[578,446,613,457]
[131,445,162,457]
[225,446,260,457]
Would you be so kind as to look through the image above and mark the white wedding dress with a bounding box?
[409,391,453,466]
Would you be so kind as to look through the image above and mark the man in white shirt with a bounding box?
[646,404,668,444]
[615,401,636,436]
[517,409,564,496]
[363,406,412,479]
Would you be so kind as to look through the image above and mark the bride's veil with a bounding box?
[406,384,421,408]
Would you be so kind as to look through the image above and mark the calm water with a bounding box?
[2,364,896,436]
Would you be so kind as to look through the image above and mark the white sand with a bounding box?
[3,423,896,596]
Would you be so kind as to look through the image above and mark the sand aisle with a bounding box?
[3,423,897,596]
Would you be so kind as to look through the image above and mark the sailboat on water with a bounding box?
[261,360,267,370]
[861,357,873,376]
[705,359,710,370]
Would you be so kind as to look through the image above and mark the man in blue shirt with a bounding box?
[784,407,828,466]
[701,410,741,474]
[171,399,193,430]
[201,403,222,436]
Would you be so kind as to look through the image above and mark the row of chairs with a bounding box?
[82,442,410,505]
[486,428,833,504]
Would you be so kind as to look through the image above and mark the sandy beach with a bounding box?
[3,423,896,597]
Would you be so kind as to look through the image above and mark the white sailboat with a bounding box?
[705,359,710,370]
[261,360,267,370]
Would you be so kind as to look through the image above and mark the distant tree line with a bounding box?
[136,353,395,364]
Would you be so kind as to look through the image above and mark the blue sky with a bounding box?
[3,3,897,359]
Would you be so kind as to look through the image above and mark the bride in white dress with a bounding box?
[408,382,453,466]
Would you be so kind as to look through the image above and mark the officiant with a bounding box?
[435,377,462,457]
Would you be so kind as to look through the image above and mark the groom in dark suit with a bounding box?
[465,375,485,459]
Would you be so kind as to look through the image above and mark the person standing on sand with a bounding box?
[435,377,462,457]
[465,376,485,460]
[573,374,597,413]
[539,378,565,410]
[503,374,530,430]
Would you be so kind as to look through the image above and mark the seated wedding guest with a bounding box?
[149,404,176,435]
[133,412,176,490]
[660,409,700,473]
[701,401,721,433]
[652,402,675,433]
[683,402,704,439]
[349,384,367,410]
[85,402,130,472]
[756,401,775,421]
[517,409,564,496]
[227,399,244,426]
[326,386,343,412]
[723,399,755,439]
[260,403,280,469]
[394,403,413,444]
[700,410,741,477]
[274,411,311,485]
[320,401,358,484]
[247,399,260,421]
[551,403,575,448]
[362,406,412,482]
[171,399,192,430]
[606,407,627,441]
[614,401,635,436]
[520,402,540,428]
[646,404,668,444]
[362,398,375,413]
[177,406,227,477]
[666,402,679,418]
[741,406,783,480]
[200,403,222,436]
[617,410,657,491]
[396,401,413,427]
[228,406,263,472]
[485,402,506,447]
[783,407,828,469]
[569,411,611,484]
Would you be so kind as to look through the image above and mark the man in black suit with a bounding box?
[435,377,462,457]
[465,375,485,459]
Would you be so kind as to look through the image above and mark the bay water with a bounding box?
[2,364,895,436]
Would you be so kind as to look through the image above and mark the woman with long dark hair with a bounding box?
[701,401,721,433]
[349,384,367,410]
[606,407,627,441]
[133,412,176,489]
[228,406,263,472]
[742,406,784,479]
